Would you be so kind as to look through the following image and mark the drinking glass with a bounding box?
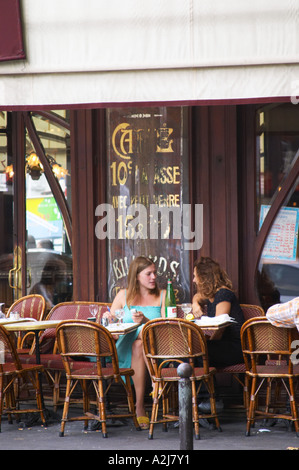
[101,316,109,327]
[89,304,99,319]
[10,311,20,321]
[115,308,125,326]
[181,303,192,319]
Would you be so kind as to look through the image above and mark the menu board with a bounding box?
[259,205,299,260]
[103,107,190,302]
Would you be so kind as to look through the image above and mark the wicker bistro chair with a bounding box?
[241,317,299,437]
[39,301,112,354]
[0,324,46,431]
[18,301,111,410]
[56,320,140,437]
[215,304,265,410]
[20,301,111,410]
[7,294,46,351]
[142,317,222,440]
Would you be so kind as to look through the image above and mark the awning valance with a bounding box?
[0,0,298,108]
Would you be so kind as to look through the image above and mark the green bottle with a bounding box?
[165,278,177,318]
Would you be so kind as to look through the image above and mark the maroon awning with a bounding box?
[0,0,25,62]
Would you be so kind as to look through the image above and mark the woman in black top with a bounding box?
[192,256,245,367]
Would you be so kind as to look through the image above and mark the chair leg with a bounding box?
[148,382,159,439]
[59,378,71,437]
[81,380,90,431]
[161,383,169,433]
[33,370,47,426]
[246,376,257,436]
[5,386,15,425]
[265,377,272,415]
[53,371,62,411]
[244,375,250,411]
[97,379,107,438]
[288,378,299,437]
[191,380,200,440]
[207,377,222,432]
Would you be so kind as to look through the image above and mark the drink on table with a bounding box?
[115,308,125,325]
[181,303,192,319]
[165,278,177,318]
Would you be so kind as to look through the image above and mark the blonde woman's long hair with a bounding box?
[126,256,160,307]
[194,256,233,300]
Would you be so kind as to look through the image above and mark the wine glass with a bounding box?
[89,304,99,319]
[181,303,192,319]
[115,308,125,326]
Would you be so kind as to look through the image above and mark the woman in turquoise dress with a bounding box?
[103,256,166,428]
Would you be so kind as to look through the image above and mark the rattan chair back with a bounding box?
[240,303,265,321]
[143,317,209,376]
[46,301,111,322]
[40,301,111,352]
[7,294,46,320]
[7,294,46,350]
[241,316,294,373]
[56,319,119,376]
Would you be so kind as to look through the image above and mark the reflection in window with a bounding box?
[30,111,71,215]
[0,111,14,306]
[0,112,12,189]
[257,103,299,311]
[0,111,7,129]
[25,114,72,311]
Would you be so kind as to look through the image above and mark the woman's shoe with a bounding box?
[137,416,150,430]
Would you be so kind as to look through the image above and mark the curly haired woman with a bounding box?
[192,256,245,368]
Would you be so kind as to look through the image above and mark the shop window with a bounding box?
[26,113,72,310]
[257,103,299,310]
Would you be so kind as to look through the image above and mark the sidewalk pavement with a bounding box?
[1,405,299,454]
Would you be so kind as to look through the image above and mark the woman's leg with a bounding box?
[131,336,147,417]
[207,340,244,367]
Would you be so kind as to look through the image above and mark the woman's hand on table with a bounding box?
[102,310,115,323]
[192,293,206,318]
[131,310,146,325]
[101,311,119,340]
